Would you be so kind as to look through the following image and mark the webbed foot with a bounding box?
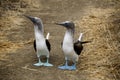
[43,62,53,67]
[33,62,44,66]
[58,65,71,70]
[69,65,76,70]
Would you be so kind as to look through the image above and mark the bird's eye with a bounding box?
[65,23,68,25]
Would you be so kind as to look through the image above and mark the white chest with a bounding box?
[62,31,74,54]
[34,26,46,49]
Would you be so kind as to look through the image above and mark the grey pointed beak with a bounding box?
[24,15,36,23]
[55,22,65,26]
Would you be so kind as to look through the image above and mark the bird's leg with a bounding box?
[58,57,70,70]
[69,62,77,70]
[43,57,53,67]
[33,57,44,66]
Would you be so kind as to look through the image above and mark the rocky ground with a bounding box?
[0,0,120,80]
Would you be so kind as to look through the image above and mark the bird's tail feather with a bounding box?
[78,33,83,41]
[78,33,91,44]
[46,32,50,40]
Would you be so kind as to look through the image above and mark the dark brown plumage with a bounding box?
[74,41,91,55]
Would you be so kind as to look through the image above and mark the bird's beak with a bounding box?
[55,22,65,27]
[24,15,36,23]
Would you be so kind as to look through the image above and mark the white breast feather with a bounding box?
[34,25,49,56]
[62,30,79,61]
[63,31,73,54]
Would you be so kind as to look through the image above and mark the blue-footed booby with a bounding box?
[56,21,91,70]
[25,16,53,67]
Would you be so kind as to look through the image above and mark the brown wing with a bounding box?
[74,41,83,55]
[46,39,51,52]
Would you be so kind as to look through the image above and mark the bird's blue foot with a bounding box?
[43,58,53,67]
[69,65,76,70]
[58,65,71,70]
[33,62,44,66]
[43,62,53,67]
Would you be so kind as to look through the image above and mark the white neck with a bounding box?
[62,30,74,53]
[63,30,74,44]
[34,25,44,40]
